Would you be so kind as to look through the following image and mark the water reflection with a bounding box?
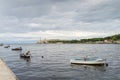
[20,57,31,65]
[70,64,107,72]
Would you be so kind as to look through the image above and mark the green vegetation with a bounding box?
[104,34,120,41]
[80,38,104,43]
[38,34,120,44]
[48,39,81,44]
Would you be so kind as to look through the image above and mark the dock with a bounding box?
[0,58,19,80]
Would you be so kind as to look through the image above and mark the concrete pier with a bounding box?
[0,58,19,80]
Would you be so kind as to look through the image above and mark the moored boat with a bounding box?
[4,45,10,48]
[0,43,3,46]
[12,47,22,51]
[20,53,31,58]
[70,57,108,66]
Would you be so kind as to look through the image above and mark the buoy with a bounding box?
[41,56,44,58]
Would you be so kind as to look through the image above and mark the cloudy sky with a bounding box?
[0,0,120,43]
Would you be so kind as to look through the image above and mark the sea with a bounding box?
[0,44,120,80]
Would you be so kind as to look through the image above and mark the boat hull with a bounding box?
[20,54,30,58]
[12,49,22,51]
[70,59,108,66]
[4,46,10,48]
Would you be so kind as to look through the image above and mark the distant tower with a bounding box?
[37,37,48,44]
[37,37,41,44]
[43,38,48,44]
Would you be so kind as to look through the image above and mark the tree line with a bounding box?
[47,34,120,43]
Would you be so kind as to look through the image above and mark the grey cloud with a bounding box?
[0,0,52,18]
[0,0,84,18]
[75,0,120,22]
[1,0,120,21]
[0,0,120,40]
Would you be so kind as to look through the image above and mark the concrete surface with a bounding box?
[0,58,18,80]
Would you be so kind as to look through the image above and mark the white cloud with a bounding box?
[28,23,41,28]
[0,30,109,41]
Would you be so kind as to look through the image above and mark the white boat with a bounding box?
[70,57,108,66]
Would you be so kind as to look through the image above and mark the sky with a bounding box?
[0,0,120,43]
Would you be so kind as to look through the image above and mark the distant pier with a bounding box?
[0,58,19,80]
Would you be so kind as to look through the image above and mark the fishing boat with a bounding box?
[70,57,108,66]
[12,47,22,51]
[4,45,10,48]
[20,53,31,58]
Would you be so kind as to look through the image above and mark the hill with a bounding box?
[80,34,120,44]
[37,34,120,44]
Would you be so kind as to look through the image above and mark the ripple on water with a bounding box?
[0,44,120,80]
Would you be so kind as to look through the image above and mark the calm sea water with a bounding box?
[0,44,120,80]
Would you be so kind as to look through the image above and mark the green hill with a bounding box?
[37,34,120,44]
[104,34,120,41]
[80,34,120,44]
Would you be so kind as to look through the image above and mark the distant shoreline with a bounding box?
[36,40,120,44]
[37,34,120,44]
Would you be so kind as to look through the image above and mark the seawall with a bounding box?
[0,58,19,80]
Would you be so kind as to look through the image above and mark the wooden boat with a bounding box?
[70,57,108,66]
[20,54,30,58]
[12,47,22,51]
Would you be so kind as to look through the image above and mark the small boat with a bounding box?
[12,47,22,51]
[0,43,3,46]
[20,53,31,58]
[4,45,10,48]
[70,57,108,66]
